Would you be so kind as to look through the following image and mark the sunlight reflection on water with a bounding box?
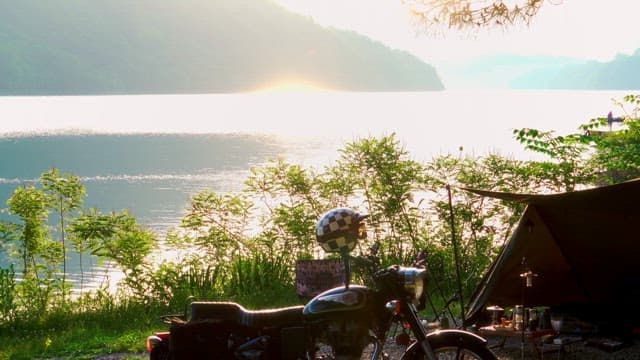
[2,90,632,161]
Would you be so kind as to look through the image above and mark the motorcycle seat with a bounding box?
[190,301,305,329]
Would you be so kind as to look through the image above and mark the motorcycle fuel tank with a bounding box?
[303,285,372,316]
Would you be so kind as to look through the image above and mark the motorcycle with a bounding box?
[146,208,497,359]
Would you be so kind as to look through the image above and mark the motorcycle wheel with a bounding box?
[402,331,497,360]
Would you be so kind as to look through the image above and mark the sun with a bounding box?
[253,80,331,93]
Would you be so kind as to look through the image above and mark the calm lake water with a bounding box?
[0,90,633,291]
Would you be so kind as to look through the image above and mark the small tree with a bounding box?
[68,208,117,296]
[175,191,252,263]
[85,210,156,300]
[245,158,323,260]
[328,134,427,262]
[6,184,61,313]
[41,168,86,297]
[6,185,51,276]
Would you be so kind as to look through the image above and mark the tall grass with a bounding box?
[150,259,225,310]
[225,251,300,308]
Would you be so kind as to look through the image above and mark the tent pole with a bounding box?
[446,184,466,326]
[520,257,526,360]
[521,257,526,360]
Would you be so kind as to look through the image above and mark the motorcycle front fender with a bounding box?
[401,329,493,360]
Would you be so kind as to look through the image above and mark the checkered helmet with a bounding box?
[316,208,368,253]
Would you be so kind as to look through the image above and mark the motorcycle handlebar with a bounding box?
[347,244,428,283]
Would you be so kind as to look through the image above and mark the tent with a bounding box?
[465,178,640,331]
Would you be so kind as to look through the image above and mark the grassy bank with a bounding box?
[0,302,161,360]
[0,286,303,360]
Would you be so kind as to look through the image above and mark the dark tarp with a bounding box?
[465,178,640,329]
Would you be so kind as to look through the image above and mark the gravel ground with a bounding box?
[91,354,146,360]
[488,336,640,360]
[87,335,640,359]
[359,334,640,360]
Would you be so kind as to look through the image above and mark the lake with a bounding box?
[0,89,633,291]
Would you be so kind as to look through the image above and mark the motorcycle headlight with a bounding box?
[398,267,427,304]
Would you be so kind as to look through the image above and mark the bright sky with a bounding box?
[275,0,640,64]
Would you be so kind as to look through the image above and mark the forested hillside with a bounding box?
[0,0,444,95]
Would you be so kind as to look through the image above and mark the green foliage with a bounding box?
[514,94,640,187]
[421,154,532,303]
[245,158,322,260]
[176,191,251,262]
[69,208,116,295]
[6,184,51,273]
[329,134,428,260]
[578,94,640,184]
[5,183,68,315]
[0,170,90,315]
[0,265,16,322]
[41,168,86,298]
[512,128,593,191]
[41,168,85,213]
[77,210,156,299]
[0,219,18,254]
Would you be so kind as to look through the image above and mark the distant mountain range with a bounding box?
[442,50,640,90]
[0,0,444,95]
[511,49,640,90]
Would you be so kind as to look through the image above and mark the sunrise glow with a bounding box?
[253,80,331,93]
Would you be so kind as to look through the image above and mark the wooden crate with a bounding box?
[295,258,345,298]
